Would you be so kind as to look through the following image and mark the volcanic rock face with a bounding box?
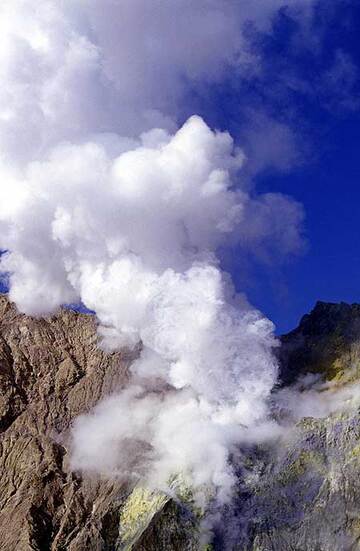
[236,302,360,551]
[0,294,138,550]
[2,296,360,550]
[279,300,360,386]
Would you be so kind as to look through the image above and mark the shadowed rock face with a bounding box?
[2,296,360,550]
[279,301,360,386]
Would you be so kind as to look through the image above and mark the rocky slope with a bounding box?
[0,294,137,550]
[235,301,360,551]
[1,296,360,550]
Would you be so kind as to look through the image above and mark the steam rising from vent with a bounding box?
[0,0,309,503]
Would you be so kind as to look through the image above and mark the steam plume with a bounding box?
[0,0,310,503]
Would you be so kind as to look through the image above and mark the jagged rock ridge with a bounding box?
[279,300,360,385]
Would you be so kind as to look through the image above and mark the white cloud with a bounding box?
[0,0,315,503]
[0,114,287,501]
[0,0,317,161]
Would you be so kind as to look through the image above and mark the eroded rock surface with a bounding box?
[2,297,360,550]
[0,294,205,551]
[0,294,138,550]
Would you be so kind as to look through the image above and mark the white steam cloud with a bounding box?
[0,0,311,503]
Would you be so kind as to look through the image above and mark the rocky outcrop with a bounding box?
[0,294,138,550]
[279,301,360,386]
[237,301,360,551]
[2,296,360,550]
[241,412,360,551]
[0,294,206,550]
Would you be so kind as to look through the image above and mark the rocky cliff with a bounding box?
[233,301,360,551]
[0,294,137,550]
[1,296,360,550]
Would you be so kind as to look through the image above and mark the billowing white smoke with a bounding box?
[0,0,315,160]
[0,0,309,502]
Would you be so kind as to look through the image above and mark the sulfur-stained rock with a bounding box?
[118,486,200,551]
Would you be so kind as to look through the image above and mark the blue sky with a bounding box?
[183,1,360,333]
